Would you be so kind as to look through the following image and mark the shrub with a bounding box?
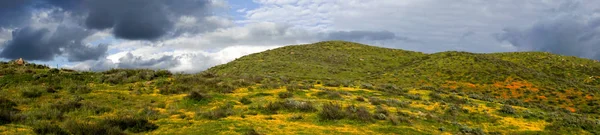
[265,99,317,113]
[203,103,234,119]
[386,99,410,108]
[33,122,69,135]
[100,116,159,133]
[546,114,600,134]
[25,108,64,120]
[155,70,172,78]
[429,92,443,100]
[319,103,345,120]
[0,97,17,110]
[239,97,252,105]
[368,97,385,105]
[345,105,372,122]
[159,85,191,95]
[45,86,61,93]
[63,120,123,135]
[389,115,412,125]
[374,113,387,120]
[245,129,262,135]
[375,106,389,116]
[315,91,342,99]
[403,94,422,100]
[499,105,516,114]
[444,95,470,104]
[286,84,313,92]
[376,84,401,92]
[186,91,210,101]
[355,97,365,102]
[50,97,83,113]
[459,125,485,135]
[68,85,92,94]
[0,98,19,125]
[21,87,44,98]
[278,92,294,99]
[49,68,60,74]
[360,83,375,89]
[216,83,236,93]
[446,104,465,117]
[323,80,341,87]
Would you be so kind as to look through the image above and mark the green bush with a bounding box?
[278,92,294,99]
[68,85,92,94]
[319,103,345,120]
[459,125,485,135]
[376,84,401,92]
[324,80,341,87]
[202,103,234,120]
[345,105,372,122]
[159,85,191,95]
[21,87,44,98]
[0,97,19,125]
[389,115,412,125]
[315,91,342,99]
[63,120,123,135]
[375,106,389,116]
[186,91,210,101]
[50,97,83,113]
[100,116,159,133]
[545,114,600,134]
[33,122,69,135]
[355,97,365,102]
[265,99,317,113]
[429,92,443,100]
[49,68,60,74]
[499,105,516,115]
[386,99,410,108]
[360,83,375,89]
[244,128,262,135]
[239,97,252,105]
[368,97,385,105]
[403,94,422,100]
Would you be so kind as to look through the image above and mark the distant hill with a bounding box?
[209,41,600,113]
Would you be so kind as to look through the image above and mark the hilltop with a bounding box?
[1,41,599,134]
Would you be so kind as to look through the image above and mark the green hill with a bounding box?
[210,41,600,113]
[1,41,600,134]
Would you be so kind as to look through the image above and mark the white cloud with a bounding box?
[241,0,600,53]
[69,44,280,73]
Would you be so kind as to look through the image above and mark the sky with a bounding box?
[0,0,599,73]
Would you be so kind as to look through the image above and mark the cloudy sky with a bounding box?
[0,0,599,73]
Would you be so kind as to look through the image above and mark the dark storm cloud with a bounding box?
[0,0,214,62]
[1,0,213,40]
[83,0,211,40]
[117,53,181,69]
[495,14,600,60]
[0,0,33,27]
[0,27,55,61]
[0,26,107,62]
[326,30,409,41]
[73,53,181,71]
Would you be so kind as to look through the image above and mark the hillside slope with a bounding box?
[1,41,600,135]
[209,41,600,114]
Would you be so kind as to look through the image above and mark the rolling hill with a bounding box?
[1,41,600,134]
